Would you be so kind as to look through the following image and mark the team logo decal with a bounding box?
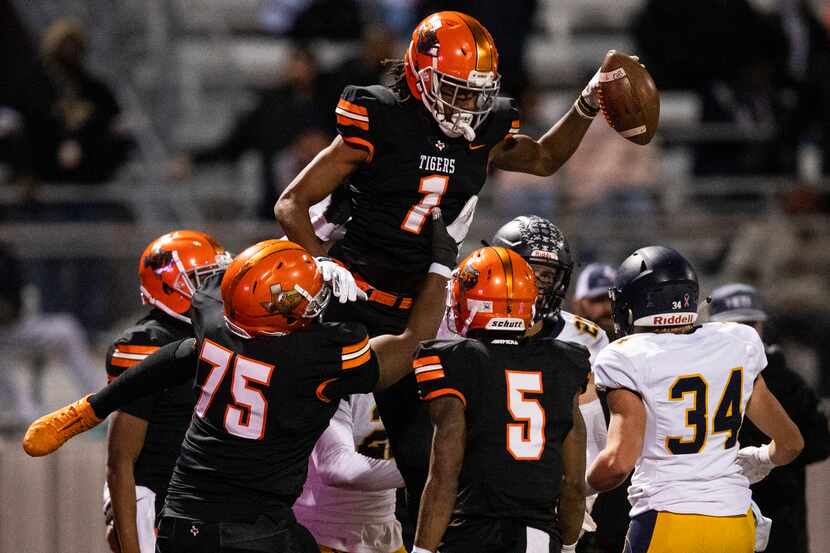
[144,247,174,274]
[458,263,479,290]
[434,139,446,151]
[260,284,302,315]
[417,26,440,56]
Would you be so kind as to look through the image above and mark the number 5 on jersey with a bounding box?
[401,175,448,234]
[195,339,275,440]
[506,370,546,460]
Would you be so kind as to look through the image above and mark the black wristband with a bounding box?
[574,95,600,119]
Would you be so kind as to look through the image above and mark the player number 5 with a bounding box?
[401,175,449,234]
[505,370,546,461]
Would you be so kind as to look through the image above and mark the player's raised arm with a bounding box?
[587,387,646,493]
[413,395,466,553]
[22,338,198,457]
[559,393,587,551]
[275,136,366,258]
[371,209,458,390]
[737,375,804,482]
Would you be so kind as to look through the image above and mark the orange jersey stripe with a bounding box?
[342,336,370,355]
[337,99,368,116]
[342,136,375,162]
[423,388,467,407]
[415,369,445,383]
[114,344,159,355]
[337,114,369,131]
[511,120,521,128]
[110,357,139,369]
[413,355,441,369]
[343,350,371,370]
[316,377,338,403]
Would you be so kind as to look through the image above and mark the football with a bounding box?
[597,50,660,145]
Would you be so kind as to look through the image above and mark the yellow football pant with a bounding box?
[624,509,755,553]
[318,546,408,553]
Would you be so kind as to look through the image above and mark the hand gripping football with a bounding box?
[597,50,660,145]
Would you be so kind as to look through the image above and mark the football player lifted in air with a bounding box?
[276,11,632,528]
[22,211,458,553]
[413,246,590,553]
[587,246,804,553]
[104,231,230,553]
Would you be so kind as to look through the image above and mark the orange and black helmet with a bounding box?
[449,246,537,335]
[404,11,500,139]
[139,230,231,323]
[221,240,331,337]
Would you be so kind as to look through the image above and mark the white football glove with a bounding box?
[736,444,775,484]
[446,195,478,246]
[751,500,772,551]
[314,257,367,304]
[581,69,602,110]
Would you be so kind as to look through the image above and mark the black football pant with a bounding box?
[441,517,562,553]
[324,298,432,546]
[155,513,318,553]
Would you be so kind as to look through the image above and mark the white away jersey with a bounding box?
[558,311,609,363]
[593,322,767,517]
[293,393,404,553]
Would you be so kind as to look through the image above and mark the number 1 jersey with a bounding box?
[592,322,767,517]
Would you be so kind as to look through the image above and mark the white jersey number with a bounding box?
[506,370,546,460]
[196,339,275,440]
[400,175,448,234]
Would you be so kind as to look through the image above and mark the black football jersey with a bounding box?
[330,85,520,295]
[414,336,590,529]
[105,309,194,513]
[163,275,380,522]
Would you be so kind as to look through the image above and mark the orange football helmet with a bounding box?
[139,230,231,323]
[404,11,500,140]
[449,246,537,335]
[221,240,331,337]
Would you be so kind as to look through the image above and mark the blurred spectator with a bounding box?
[33,18,132,183]
[571,263,616,338]
[170,45,330,219]
[708,283,830,553]
[0,243,101,422]
[416,0,538,99]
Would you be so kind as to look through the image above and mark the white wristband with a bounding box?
[759,443,772,464]
[561,543,577,552]
[429,262,453,279]
[412,547,433,553]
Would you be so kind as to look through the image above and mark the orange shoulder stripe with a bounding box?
[422,388,467,407]
[413,355,441,369]
[342,336,369,355]
[415,369,445,383]
[511,119,521,128]
[337,114,369,131]
[110,357,139,369]
[343,350,371,370]
[337,99,368,116]
[114,344,159,355]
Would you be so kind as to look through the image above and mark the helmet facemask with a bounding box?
[529,261,572,322]
[414,63,500,141]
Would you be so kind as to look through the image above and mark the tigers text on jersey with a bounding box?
[592,322,768,517]
[414,336,589,530]
[331,84,520,295]
[162,275,380,522]
[293,393,403,553]
[105,309,194,515]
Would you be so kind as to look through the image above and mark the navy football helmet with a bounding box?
[491,215,573,321]
[610,245,699,336]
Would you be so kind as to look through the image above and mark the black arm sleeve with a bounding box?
[88,338,197,418]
